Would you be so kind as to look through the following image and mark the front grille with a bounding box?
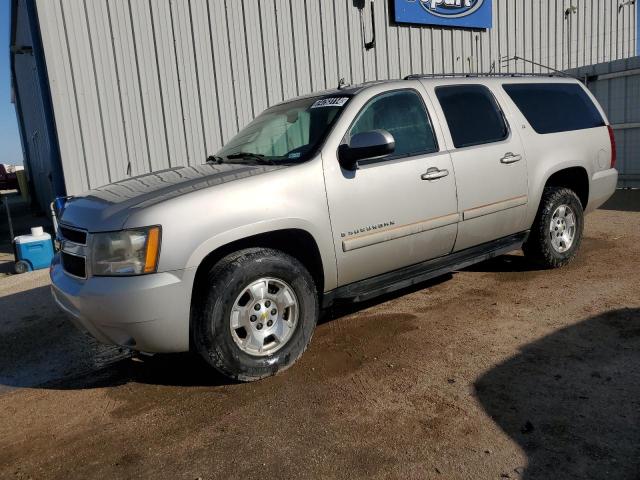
[59,226,87,245]
[61,252,86,278]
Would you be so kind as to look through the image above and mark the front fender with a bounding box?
[122,159,337,291]
[186,218,337,292]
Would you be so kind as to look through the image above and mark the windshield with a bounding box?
[216,95,351,164]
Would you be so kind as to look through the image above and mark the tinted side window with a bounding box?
[502,83,605,134]
[350,90,438,157]
[435,85,509,149]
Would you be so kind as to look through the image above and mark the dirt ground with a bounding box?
[0,193,639,480]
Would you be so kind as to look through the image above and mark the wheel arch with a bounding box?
[190,228,327,308]
[543,166,590,209]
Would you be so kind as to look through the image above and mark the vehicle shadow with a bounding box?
[48,352,230,390]
[0,256,549,392]
[319,273,452,325]
[0,284,130,392]
[461,252,543,273]
[0,274,454,391]
[57,276,455,390]
[0,281,234,391]
[474,308,640,479]
[599,189,640,213]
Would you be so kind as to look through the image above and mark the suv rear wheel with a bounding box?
[523,187,584,268]
[193,248,318,382]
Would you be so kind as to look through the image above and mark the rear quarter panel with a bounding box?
[497,79,613,225]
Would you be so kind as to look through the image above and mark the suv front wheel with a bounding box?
[193,248,318,382]
[523,186,585,268]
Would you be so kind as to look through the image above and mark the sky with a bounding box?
[0,0,23,166]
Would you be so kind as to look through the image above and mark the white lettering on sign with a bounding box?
[419,0,485,18]
[427,0,473,7]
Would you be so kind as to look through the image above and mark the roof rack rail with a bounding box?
[404,72,573,80]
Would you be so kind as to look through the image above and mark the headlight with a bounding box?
[91,226,161,276]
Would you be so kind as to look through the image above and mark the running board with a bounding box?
[323,231,529,306]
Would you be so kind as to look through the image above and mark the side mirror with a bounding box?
[338,129,395,170]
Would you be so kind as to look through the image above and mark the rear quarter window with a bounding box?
[502,83,605,134]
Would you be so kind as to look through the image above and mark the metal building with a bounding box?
[569,57,640,187]
[10,0,639,212]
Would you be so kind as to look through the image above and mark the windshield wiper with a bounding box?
[224,152,276,165]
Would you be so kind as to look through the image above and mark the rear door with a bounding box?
[430,84,529,251]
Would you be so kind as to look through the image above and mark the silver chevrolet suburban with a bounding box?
[51,75,618,381]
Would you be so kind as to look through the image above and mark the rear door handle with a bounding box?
[421,167,449,181]
[500,152,522,164]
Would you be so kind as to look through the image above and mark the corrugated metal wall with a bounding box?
[569,57,640,188]
[33,0,638,195]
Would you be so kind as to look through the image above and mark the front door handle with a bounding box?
[500,152,522,164]
[421,167,449,181]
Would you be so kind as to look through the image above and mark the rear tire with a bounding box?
[193,248,318,382]
[523,187,584,268]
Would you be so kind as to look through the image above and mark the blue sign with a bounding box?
[394,0,493,29]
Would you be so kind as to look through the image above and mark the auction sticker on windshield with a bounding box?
[311,97,349,108]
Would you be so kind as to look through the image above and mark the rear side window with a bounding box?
[435,85,509,149]
[502,83,605,134]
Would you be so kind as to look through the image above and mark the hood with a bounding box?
[59,163,283,231]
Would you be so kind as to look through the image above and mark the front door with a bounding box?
[323,87,459,286]
[431,84,529,251]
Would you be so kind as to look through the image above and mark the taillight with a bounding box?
[607,125,617,169]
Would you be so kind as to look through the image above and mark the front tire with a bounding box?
[523,187,584,268]
[193,248,318,382]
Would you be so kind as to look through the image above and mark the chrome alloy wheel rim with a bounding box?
[229,277,299,357]
[549,204,577,253]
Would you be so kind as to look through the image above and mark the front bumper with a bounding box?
[586,168,618,213]
[50,255,196,352]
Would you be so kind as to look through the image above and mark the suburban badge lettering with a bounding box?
[341,221,396,238]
